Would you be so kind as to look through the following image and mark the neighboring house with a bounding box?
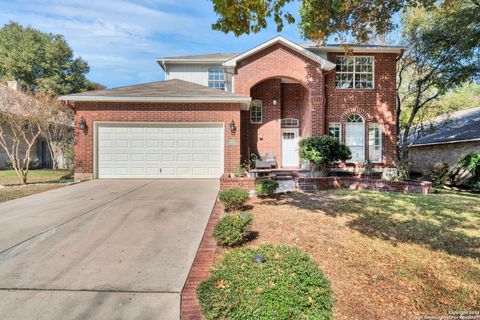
[60,36,404,180]
[410,107,480,175]
[0,81,52,169]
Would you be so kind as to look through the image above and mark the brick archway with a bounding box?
[234,42,326,136]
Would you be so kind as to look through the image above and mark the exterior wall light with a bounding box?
[272,96,278,106]
[79,116,87,134]
[229,119,237,135]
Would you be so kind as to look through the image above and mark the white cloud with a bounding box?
[0,0,303,87]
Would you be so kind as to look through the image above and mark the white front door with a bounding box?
[281,129,299,167]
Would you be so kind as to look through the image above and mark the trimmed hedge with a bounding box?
[255,179,279,197]
[219,188,249,211]
[213,212,253,247]
[197,245,334,320]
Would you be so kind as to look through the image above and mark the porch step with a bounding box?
[275,175,294,180]
[276,179,296,193]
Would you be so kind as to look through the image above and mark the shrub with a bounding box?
[255,179,279,197]
[458,152,480,190]
[197,245,334,320]
[299,136,351,176]
[213,212,253,247]
[431,162,450,187]
[219,188,249,211]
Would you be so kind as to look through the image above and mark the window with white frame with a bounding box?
[345,114,365,162]
[328,123,342,142]
[250,100,263,123]
[281,118,299,127]
[335,56,374,89]
[208,68,225,90]
[369,123,382,162]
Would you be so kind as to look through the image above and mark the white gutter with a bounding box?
[411,137,480,147]
[59,95,252,110]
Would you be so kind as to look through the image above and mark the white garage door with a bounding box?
[97,123,224,178]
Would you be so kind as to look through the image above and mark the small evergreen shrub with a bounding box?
[213,212,253,247]
[197,245,334,320]
[219,188,249,211]
[255,179,279,197]
[299,136,351,176]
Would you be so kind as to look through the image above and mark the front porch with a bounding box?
[240,77,312,169]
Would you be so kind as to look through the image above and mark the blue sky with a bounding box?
[0,0,308,88]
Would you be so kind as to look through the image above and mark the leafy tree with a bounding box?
[458,152,480,191]
[299,136,351,176]
[0,85,50,184]
[210,0,439,42]
[0,22,101,95]
[397,2,480,168]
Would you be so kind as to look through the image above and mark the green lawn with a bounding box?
[0,169,72,186]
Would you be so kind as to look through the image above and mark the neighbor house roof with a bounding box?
[412,107,480,147]
[223,36,336,70]
[59,79,252,110]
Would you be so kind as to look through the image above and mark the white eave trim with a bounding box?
[156,58,234,70]
[223,36,336,70]
[307,46,406,54]
[59,95,252,110]
[411,137,480,147]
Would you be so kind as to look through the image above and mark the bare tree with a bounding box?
[0,85,49,184]
[38,95,74,170]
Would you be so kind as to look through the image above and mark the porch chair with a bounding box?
[255,151,277,169]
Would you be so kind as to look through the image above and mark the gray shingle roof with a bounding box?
[412,107,480,146]
[158,53,238,61]
[61,79,243,98]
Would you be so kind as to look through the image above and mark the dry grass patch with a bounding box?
[248,190,480,319]
[0,184,64,203]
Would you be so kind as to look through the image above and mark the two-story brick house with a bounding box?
[61,36,403,180]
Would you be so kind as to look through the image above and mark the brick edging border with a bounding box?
[180,197,224,320]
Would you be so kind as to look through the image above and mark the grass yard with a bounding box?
[0,169,72,186]
[0,169,73,203]
[247,190,480,319]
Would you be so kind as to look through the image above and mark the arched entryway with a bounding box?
[241,77,311,168]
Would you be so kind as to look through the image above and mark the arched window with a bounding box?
[345,114,365,162]
[347,114,364,123]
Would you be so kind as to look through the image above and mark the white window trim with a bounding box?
[250,100,263,124]
[345,115,366,163]
[368,123,382,163]
[335,56,375,90]
[208,67,226,91]
[281,118,299,127]
[328,123,342,141]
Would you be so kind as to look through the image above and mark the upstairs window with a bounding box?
[208,68,225,90]
[250,100,263,124]
[335,56,374,89]
[328,123,342,142]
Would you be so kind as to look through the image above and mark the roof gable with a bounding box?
[223,36,336,70]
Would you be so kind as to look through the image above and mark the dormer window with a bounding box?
[335,56,374,89]
[208,68,225,90]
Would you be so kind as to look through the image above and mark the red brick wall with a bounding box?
[234,43,325,136]
[73,101,241,179]
[233,43,398,168]
[249,79,282,165]
[281,83,303,120]
[325,52,398,166]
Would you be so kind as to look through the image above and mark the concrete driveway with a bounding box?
[0,179,219,320]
